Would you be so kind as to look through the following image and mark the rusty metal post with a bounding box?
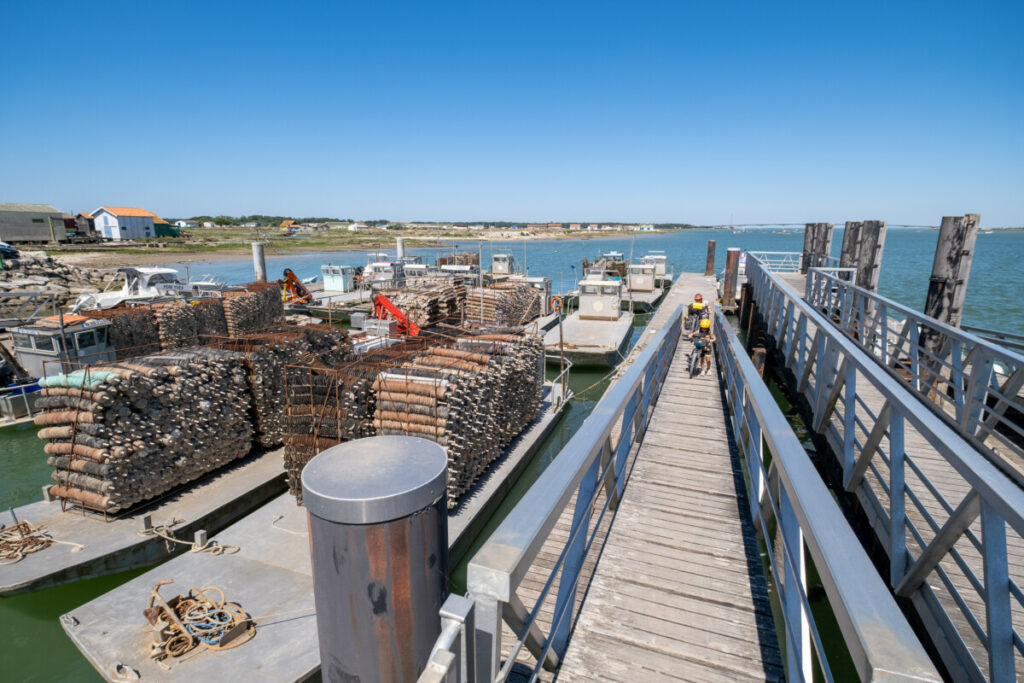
[303,436,449,683]
[705,240,716,276]
[722,248,740,311]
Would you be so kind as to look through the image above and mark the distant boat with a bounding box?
[71,267,241,312]
[545,279,633,368]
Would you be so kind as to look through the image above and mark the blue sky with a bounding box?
[1,1,1021,225]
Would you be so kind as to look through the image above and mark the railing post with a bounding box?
[747,405,764,525]
[843,363,856,473]
[980,500,1014,683]
[780,484,812,681]
[889,410,908,585]
[550,452,601,655]
[471,595,502,683]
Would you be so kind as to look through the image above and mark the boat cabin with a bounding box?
[439,264,481,286]
[365,261,405,289]
[321,265,357,292]
[11,315,115,378]
[578,280,624,321]
[491,253,518,277]
[584,267,621,282]
[643,252,668,276]
[627,263,657,293]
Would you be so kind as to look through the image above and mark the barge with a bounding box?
[545,279,634,367]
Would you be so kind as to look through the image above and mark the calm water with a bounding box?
[171,228,1024,335]
[3,229,1022,679]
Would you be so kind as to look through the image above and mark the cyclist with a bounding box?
[686,293,708,331]
[688,317,715,376]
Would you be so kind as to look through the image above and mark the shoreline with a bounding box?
[50,228,696,269]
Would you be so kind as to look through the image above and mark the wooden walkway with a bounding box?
[495,273,783,681]
[555,330,783,681]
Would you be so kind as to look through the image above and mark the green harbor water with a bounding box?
[3,228,1023,679]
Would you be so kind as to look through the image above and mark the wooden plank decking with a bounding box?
[555,331,783,681]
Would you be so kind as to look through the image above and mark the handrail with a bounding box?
[463,305,683,682]
[747,253,1024,681]
[747,250,803,273]
[0,380,39,421]
[715,307,939,682]
[544,354,573,411]
[806,266,1024,486]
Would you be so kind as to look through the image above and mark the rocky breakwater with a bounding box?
[0,251,105,307]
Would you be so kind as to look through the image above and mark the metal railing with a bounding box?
[748,253,1024,682]
[0,380,40,422]
[714,307,939,682]
[0,290,58,328]
[805,266,1024,487]
[545,354,573,412]
[747,251,841,276]
[422,305,683,682]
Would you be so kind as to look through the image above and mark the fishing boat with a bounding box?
[544,278,634,367]
[642,250,673,286]
[622,262,666,313]
[71,267,240,312]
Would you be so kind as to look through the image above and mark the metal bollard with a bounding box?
[251,242,267,282]
[303,435,449,683]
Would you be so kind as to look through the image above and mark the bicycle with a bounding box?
[688,340,704,377]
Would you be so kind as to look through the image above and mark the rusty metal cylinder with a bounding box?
[722,247,741,310]
[705,240,716,276]
[303,435,449,683]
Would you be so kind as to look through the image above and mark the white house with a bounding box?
[174,220,197,228]
[92,207,157,240]
[347,222,368,232]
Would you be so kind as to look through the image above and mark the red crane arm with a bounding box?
[372,293,420,336]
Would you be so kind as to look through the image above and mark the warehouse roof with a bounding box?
[94,206,159,218]
[0,203,63,213]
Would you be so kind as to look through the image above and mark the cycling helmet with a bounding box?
[694,293,703,301]
[700,318,711,329]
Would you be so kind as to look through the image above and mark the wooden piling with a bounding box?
[751,347,767,378]
[722,248,741,311]
[923,214,980,329]
[840,221,863,269]
[801,223,834,272]
[854,220,887,292]
[705,240,716,276]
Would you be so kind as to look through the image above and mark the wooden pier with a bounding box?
[557,323,782,680]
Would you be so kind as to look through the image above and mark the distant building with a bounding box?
[347,223,367,232]
[526,224,545,230]
[0,203,67,243]
[547,223,563,229]
[638,224,655,232]
[587,224,599,230]
[241,222,258,228]
[569,223,582,230]
[76,212,96,236]
[202,222,215,228]
[174,220,197,228]
[92,207,159,240]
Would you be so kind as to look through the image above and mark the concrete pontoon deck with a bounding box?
[0,449,286,596]
[63,386,567,682]
[543,312,634,368]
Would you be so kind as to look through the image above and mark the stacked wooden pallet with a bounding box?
[34,348,254,514]
[80,307,160,359]
[223,282,284,336]
[464,285,541,326]
[374,332,544,506]
[381,284,466,328]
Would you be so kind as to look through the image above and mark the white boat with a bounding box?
[623,262,665,312]
[545,279,634,367]
[71,267,240,312]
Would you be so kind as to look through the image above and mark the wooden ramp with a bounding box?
[556,321,783,681]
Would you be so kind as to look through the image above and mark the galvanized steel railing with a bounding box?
[805,266,1024,487]
[714,307,940,682]
[748,254,1024,682]
[430,305,684,682]
[747,251,839,275]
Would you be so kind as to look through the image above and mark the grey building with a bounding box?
[0,203,68,243]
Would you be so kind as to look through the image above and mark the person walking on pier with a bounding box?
[686,293,708,331]
[689,317,715,376]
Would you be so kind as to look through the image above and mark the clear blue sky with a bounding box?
[1,1,1021,225]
